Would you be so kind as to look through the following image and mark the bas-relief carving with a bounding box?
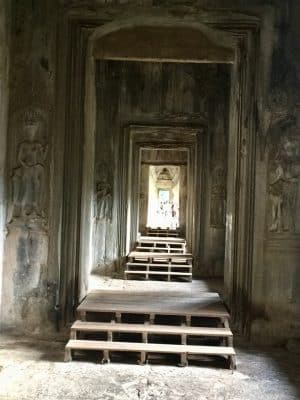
[15,229,49,294]
[94,161,114,269]
[268,126,300,234]
[3,107,51,329]
[9,108,49,226]
[3,0,55,329]
[96,182,112,221]
[265,71,300,235]
[2,223,55,332]
[95,162,113,222]
[210,165,226,228]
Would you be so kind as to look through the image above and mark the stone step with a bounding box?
[126,262,192,270]
[68,289,235,368]
[147,233,179,237]
[128,251,193,263]
[139,236,186,244]
[136,246,185,253]
[124,270,192,280]
[65,339,236,368]
[125,270,192,276]
[71,320,233,337]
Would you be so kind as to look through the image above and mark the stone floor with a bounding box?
[89,276,224,295]
[0,335,299,400]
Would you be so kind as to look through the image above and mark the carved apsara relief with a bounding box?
[95,161,113,222]
[94,161,114,269]
[268,118,300,233]
[264,68,300,235]
[9,108,49,224]
[210,165,226,228]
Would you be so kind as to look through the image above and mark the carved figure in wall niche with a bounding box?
[95,161,113,222]
[210,166,226,228]
[269,159,284,232]
[268,134,300,233]
[11,115,48,219]
[96,182,112,221]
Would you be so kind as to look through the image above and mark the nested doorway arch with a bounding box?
[59,13,264,335]
[125,125,207,265]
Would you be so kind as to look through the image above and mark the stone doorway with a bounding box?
[58,15,263,336]
[142,163,183,232]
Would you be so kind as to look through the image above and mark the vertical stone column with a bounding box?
[139,164,149,234]
[1,0,57,334]
[0,0,10,326]
[179,165,187,237]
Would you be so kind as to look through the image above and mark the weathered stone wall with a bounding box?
[0,0,10,329]
[251,0,300,343]
[1,0,58,335]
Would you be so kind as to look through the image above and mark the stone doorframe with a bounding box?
[124,125,206,264]
[55,8,273,334]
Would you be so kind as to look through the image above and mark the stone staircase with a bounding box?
[65,290,236,369]
[65,229,236,368]
[146,227,180,237]
[125,229,192,281]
